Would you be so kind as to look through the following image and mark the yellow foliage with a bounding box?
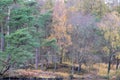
[50,0,72,48]
[115,52,120,59]
[102,46,110,54]
[98,11,120,54]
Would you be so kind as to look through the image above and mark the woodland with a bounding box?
[0,0,120,80]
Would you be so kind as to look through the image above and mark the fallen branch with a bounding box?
[0,65,10,76]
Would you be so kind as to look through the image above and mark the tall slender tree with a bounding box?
[50,0,72,63]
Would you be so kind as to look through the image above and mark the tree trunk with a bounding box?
[116,58,119,70]
[59,47,65,64]
[6,6,11,73]
[35,26,39,69]
[54,52,57,72]
[108,54,112,74]
[7,6,11,36]
[71,52,74,77]
[60,56,62,64]
[60,52,63,64]
[54,62,57,72]
[1,25,4,52]
[78,63,81,72]
[35,48,39,69]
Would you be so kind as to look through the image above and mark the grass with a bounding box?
[62,62,119,79]
[51,62,117,79]
[92,63,118,79]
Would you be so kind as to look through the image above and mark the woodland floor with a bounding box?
[3,63,118,80]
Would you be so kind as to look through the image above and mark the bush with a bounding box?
[116,70,120,80]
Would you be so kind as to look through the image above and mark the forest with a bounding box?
[0,0,120,80]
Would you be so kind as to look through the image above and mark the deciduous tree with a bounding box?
[50,0,72,63]
[98,11,120,74]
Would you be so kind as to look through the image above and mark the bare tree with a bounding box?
[68,12,100,72]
